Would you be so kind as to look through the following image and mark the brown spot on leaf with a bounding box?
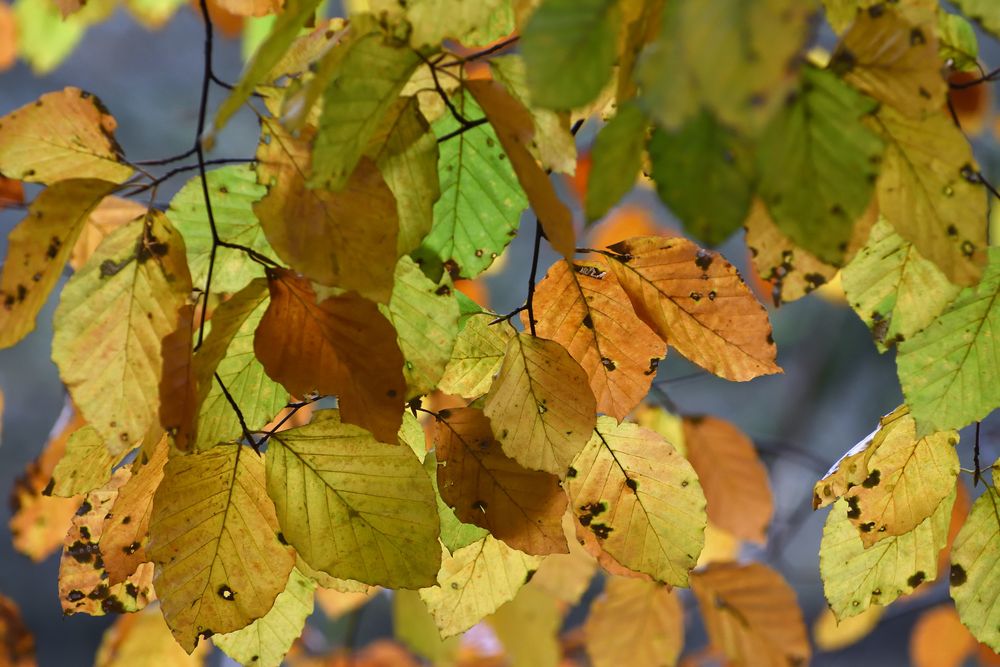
[950,564,967,586]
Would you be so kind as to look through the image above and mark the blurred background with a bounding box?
[1,3,998,665]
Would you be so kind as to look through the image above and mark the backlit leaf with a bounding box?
[529,514,598,605]
[52,212,193,456]
[169,165,274,294]
[0,179,117,348]
[49,425,114,497]
[433,407,568,555]
[484,333,597,475]
[405,0,507,47]
[897,248,1000,435]
[393,589,460,665]
[813,605,884,652]
[265,410,440,588]
[682,415,772,544]
[872,106,988,286]
[69,195,147,271]
[585,576,683,667]
[438,315,513,399]
[939,12,979,73]
[425,453,491,555]
[149,443,295,652]
[213,568,316,667]
[585,102,647,222]
[255,120,399,302]
[0,88,132,184]
[528,258,666,421]
[603,236,781,381]
[520,0,620,111]
[419,536,541,638]
[567,417,706,586]
[254,268,405,443]
[691,562,811,667]
[910,605,976,667]
[412,92,527,280]
[488,583,562,667]
[95,608,206,666]
[949,485,1000,651]
[820,489,954,619]
[952,0,1000,39]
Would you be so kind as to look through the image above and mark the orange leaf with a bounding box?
[159,303,198,451]
[682,415,773,544]
[948,71,990,135]
[0,176,22,211]
[69,196,146,271]
[464,79,575,259]
[254,268,405,443]
[0,594,35,667]
[604,236,781,381]
[433,407,569,555]
[910,605,976,667]
[585,203,671,252]
[527,258,665,420]
[0,2,15,72]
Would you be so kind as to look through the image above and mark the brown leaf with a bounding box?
[484,333,597,475]
[433,407,568,555]
[604,236,781,381]
[159,303,198,451]
[464,79,575,259]
[58,469,155,616]
[527,258,665,420]
[255,119,398,303]
[691,562,810,667]
[584,577,683,667]
[682,415,773,544]
[8,405,84,562]
[0,176,22,211]
[0,594,36,667]
[99,435,168,585]
[254,268,405,443]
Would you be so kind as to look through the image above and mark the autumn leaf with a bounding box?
[484,332,597,475]
[949,485,1000,651]
[52,212,193,455]
[432,406,568,555]
[95,607,207,667]
[424,452,490,555]
[265,410,440,588]
[584,577,684,667]
[691,562,810,667]
[254,268,405,443]
[585,103,647,223]
[149,443,295,651]
[529,514,598,605]
[49,425,114,497]
[0,594,36,667]
[0,178,118,348]
[69,195,147,270]
[602,236,781,381]
[527,258,666,420]
[910,604,977,667]
[813,605,884,652]
[567,417,706,586]
[0,88,132,184]
[437,314,513,399]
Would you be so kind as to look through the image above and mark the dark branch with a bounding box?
[974,421,982,488]
[525,221,543,336]
[436,118,488,143]
[438,36,520,68]
[214,372,258,451]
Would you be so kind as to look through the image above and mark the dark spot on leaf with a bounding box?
[66,590,85,602]
[472,500,487,512]
[868,3,885,18]
[46,236,62,259]
[582,314,594,329]
[121,515,131,525]
[859,521,875,532]
[41,479,55,496]
[387,389,397,398]
[707,290,717,301]
[625,478,638,491]
[644,358,659,376]
[694,249,713,271]
[79,526,91,540]
[524,569,536,583]
[101,597,126,614]
[601,357,616,371]
[907,571,925,588]
[590,523,613,539]
[961,240,975,257]
[76,500,93,516]
[950,564,967,586]
[846,496,861,519]
[862,469,881,488]
[434,284,451,296]
[910,27,926,45]
[123,541,141,555]
[947,224,958,236]
[689,291,702,302]
[125,583,138,598]
[277,531,288,545]
[566,466,577,478]
[218,585,235,601]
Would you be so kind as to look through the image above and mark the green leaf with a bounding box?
[757,66,882,264]
[366,97,441,256]
[438,315,513,399]
[820,489,954,620]
[419,536,541,637]
[310,31,421,190]
[393,589,461,664]
[952,0,1000,39]
[939,12,979,72]
[192,278,288,451]
[649,112,753,246]
[169,165,274,294]
[387,256,460,398]
[213,568,317,667]
[897,248,1000,435]
[266,410,440,588]
[50,425,114,497]
[412,93,527,279]
[521,0,619,111]
[586,103,647,222]
[405,0,508,47]
[0,179,117,349]
[12,0,115,74]
[842,218,960,352]
[950,485,1000,652]
[52,213,192,456]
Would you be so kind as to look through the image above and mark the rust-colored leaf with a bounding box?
[159,303,198,451]
[910,604,976,667]
[0,594,36,667]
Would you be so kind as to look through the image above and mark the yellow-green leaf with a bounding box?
[438,315,513,399]
[949,485,1000,652]
[567,417,706,586]
[405,0,507,47]
[265,410,440,588]
[52,212,193,456]
[484,333,597,475]
[584,576,684,667]
[50,425,114,497]
[393,589,460,664]
[952,0,1000,40]
[488,583,562,667]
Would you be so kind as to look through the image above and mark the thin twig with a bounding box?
[489,304,527,326]
[438,36,520,68]
[525,221,543,336]
[214,372,258,451]
[254,396,326,448]
[949,65,1000,89]
[417,51,478,128]
[134,146,198,166]
[973,421,982,488]
[436,118,488,143]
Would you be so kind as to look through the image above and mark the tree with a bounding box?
[0,0,998,665]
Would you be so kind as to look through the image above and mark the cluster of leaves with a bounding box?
[0,0,999,664]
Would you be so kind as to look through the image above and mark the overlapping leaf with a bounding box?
[949,485,1000,652]
[586,102,647,223]
[437,315,513,399]
[49,425,114,497]
[584,577,684,667]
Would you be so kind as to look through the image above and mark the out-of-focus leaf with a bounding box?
[0,594,36,667]
[814,605,884,652]
[952,0,1000,40]
[488,584,562,667]
[585,576,683,667]
[405,0,507,47]
[949,485,1000,652]
[586,103,647,222]
[393,589,460,665]
[95,607,207,667]
[910,604,976,667]
[939,12,979,72]
[69,196,147,270]
[529,514,598,605]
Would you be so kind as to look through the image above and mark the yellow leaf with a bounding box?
[484,333,597,475]
[0,594,35,667]
[438,314,513,399]
[691,562,810,667]
[253,268,405,444]
[682,415,772,544]
[910,604,976,667]
[254,119,399,303]
[149,444,295,652]
[69,195,147,271]
[0,178,117,348]
[567,417,706,586]
[464,79,575,260]
[214,0,278,16]
[393,589,461,664]
[604,236,781,381]
[265,410,440,588]
[49,424,114,497]
[584,576,684,667]
[433,406,568,555]
[314,585,377,620]
[527,259,666,420]
[950,485,1000,651]
[0,88,132,184]
[59,468,155,616]
[95,607,207,667]
[52,212,193,456]
[813,605,884,652]
[488,583,563,667]
[419,537,541,638]
[529,514,598,605]
[830,4,946,118]
[696,522,741,567]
